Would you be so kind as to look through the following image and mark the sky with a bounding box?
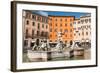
[32,10,90,19]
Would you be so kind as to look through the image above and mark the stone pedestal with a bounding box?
[70,48,84,59]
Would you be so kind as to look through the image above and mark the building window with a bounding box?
[25,29,28,38]
[74,22,76,24]
[78,27,81,30]
[55,28,57,32]
[74,28,76,30]
[60,24,62,26]
[60,19,62,21]
[64,29,68,32]
[81,20,84,24]
[37,31,40,36]
[85,19,88,23]
[70,19,72,21]
[42,17,47,23]
[65,19,67,21]
[70,40,73,45]
[26,12,29,18]
[50,18,52,21]
[37,16,41,21]
[88,25,91,29]
[50,40,52,42]
[50,34,52,37]
[32,15,36,20]
[55,34,57,37]
[32,30,34,39]
[89,18,91,23]
[26,20,29,25]
[86,32,88,35]
[65,40,67,43]
[70,34,72,37]
[70,29,72,32]
[46,19,48,23]
[41,31,44,37]
[32,22,35,26]
[74,33,76,36]
[38,23,40,29]
[78,21,80,24]
[55,23,57,26]
[24,40,28,46]
[42,17,44,22]
[79,33,80,36]
[50,29,52,32]
[26,13,31,18]
[50,23,52,26]
[83,26,86,29]
[70,23,72,26]
[65,34,67,37]
[86,26,88,30]
[65,23,67,26]
[82,26,84,29]
[55,19,57,21]
[46,25,48,29]
[42,24,44,28]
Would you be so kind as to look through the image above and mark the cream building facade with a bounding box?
[74,15,91,47]
[23,10,49,48]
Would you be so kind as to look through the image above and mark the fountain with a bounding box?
[26,31,84,62]
[69,41,84,59]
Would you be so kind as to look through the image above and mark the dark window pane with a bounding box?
[42,24,44,28]
[32,22,35,26]
[65,24,67,26]
[38,23,40,29]
[26,20,29,25]
[46,25,48,29]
